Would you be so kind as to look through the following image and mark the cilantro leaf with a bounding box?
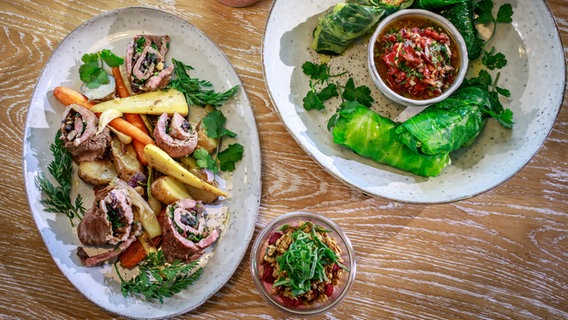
[303,90,326,111]
[318,83,339,101]
[218,143,243,172]
[99,49,124,67]
[202,109,237,139]
[193,148,218,173]
[496,4,513,23]
[342,78,374,107]
[482,47,507,70]
[79,50,123,89]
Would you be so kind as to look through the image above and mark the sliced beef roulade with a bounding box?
[60,104,111,163]
[76,184,143,266]
[154,112,198,158]
[159,199,220,263]
[125,34,173,93]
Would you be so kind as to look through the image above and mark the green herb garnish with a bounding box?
[167,58,239,107]
[302,61,346,111]
[36,131,85,225]
[202,109,237,139]
[116,251,203,304]
[218,143,244,172]
[475,1,514,46]
[273,222,347,297]
[79,49,124,89]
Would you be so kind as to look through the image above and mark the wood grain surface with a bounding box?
[1,0,566,319]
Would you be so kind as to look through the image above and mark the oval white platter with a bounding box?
[263,0,565,203]
[23,7,261,319]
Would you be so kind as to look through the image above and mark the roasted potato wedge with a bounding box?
[78,159,118,186]
[151,176,193,205]
[111,137,144,182]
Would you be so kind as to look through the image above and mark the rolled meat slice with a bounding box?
[154,112,198,158]
[125,34,173,93]
[76,185,143,266]
[60,104,111,163]
[159,199,220,263]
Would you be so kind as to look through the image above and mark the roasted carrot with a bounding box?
[53,86,94,109]
[108,118,155,145]
[119,235,162,269]
[53,86,155,146]
[112,67,151,165]
[111,67,130,99]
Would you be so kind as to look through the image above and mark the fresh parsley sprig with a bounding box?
[475,0,514,47]
[302,61,346,111]
[116,251,203,304]
[464,69,513,128]
[35,131,85,225]
[79,49,124,89]
[168,59,239,107]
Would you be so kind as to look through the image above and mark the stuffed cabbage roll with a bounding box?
[439,1,483,60]
[312,3,386,55]
[412,0,468,10]
[331,101,451,177]
[395,86,491,156]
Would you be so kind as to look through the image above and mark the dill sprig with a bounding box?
[35,131,85,225]
[116,251,204,303]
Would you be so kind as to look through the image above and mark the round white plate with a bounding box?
[263,0,564,203]
[23,7,261,319]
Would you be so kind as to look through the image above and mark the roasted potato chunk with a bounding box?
[151,176,193,205]
[78,159,118,186]
[111,137,144,182]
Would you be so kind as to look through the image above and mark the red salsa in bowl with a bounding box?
[368,9,468,106]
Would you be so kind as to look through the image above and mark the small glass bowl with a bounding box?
[250,211,356,315]
[367,9,469,107]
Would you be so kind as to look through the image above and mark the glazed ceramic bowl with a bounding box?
[251,211,356,315]
[368,9,469,107]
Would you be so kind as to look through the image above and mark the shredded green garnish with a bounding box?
[273,222,347,297]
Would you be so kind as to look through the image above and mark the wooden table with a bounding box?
[1,0,566,319]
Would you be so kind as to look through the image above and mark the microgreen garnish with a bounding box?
[79,49,123,89]
[116,251,203,304]
[36,131,85,225]
[273,222,347,297]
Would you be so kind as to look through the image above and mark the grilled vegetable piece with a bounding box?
[395,86,490,155]
[330,101,451,177]
[89,89,188,116]
[144,144,227,197]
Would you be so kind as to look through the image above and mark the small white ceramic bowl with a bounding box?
[368,9,469,107]
[250,211,356,315]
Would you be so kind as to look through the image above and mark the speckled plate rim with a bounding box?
[262,0,565,203]
[22,6,261,319]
